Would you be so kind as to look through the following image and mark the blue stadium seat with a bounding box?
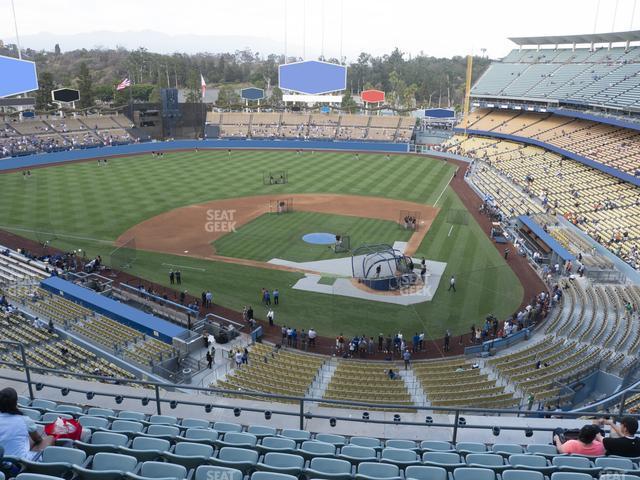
[31,399,56,411]
[279,429,311,442]
[16,474,63,480]
[125,461,187,480]
[456,442,487,455]
[87,408,115,418]
[255,452,305,476]
[162,442,214,470]
[118,437,171,462]
[250,472,297,480]
[550,473,595,480]
[338,445,378,465]
[213,422,242,433]
[108,420,144,437]
[78,416,109,431]
[257,437,298,455]
[422,452,466,471]
[552,456,602,475]
[20,408,41,421]
[315,434,346,448]
[75,432,130,455]
[117,412,146,422]
[40,412,73,423]
[148,415,177,426]
[297,440,336,460]
[595,457,636,471]
[350,437,382,450]
[215,432,258,449]
[492,444,524,456]
[246,425,277,438]
[195,466,243,480]
[17,395,31,407]
[509,454,557,475]
[525,444,559,458]
[143,425,180,441]
[55,404,83,415]
[420,441,454,453]
[303,457,353,480]
[404,465,448,480]
[72,452,138,480]
[355,462,402,480]
[210,447,258,474]
[380,448,421,468]
[182,428,219,446]
[465,453,508,473]
[19,446,87,477]
[453,467,496,480]
[385,440,417,450]
[502,471,545,480]
[180,418,209,430]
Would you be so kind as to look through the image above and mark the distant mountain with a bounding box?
[6,30,289,55]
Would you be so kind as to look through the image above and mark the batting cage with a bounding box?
[334,234,351,253]
[269,198,293,214]
[351,243,418,291]
[263,170,289,185]
[447,209,469,225]
[399,210,421,231]
[110,237,137,269]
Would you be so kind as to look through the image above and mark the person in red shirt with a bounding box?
[554,425,604,456]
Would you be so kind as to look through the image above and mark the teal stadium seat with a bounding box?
[143,425,180,441]
[117,412,146,422]
[502,471,545,480]
[350,437,382,450]
[247,425,277,438]
[257,437,298,455]
[380,448,421,468]
[213,422,242,433]
[78,416,110,431]
[492,444,524,456]
[72,452,138,480]
[209,447,259,474]
[216,432,258,449]
[183,428,219,446]
[404,466,448,480]
[75,431,129,455]
[355,462,402,480]
[464,453,508,473]
[385,440,417,450]
[256,452,305,476]
[453,467,496,480]
[550,473,595,480]
[180,418,209,429]
[595,457,637,471]
[315,434,346,448]
[125,461,187,480]
[525,444,559,458]
[148,415,177,426]
[162,442,214,470]
[118,436,171,462]
[20,446,87,477]
[337,445,378,465]
[422,452,466,471]
[303,457,353,480]
[420,441,454,453]
[108,420,144,437]
[279,429,311,442]
[195,466,243,480]
[552,456,602,475]
[456,442,487,455]
[250,472,297,480]
[509,454,557,475]
[297,440,336,460]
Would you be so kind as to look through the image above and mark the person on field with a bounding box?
[273,288,279,305]
[448,275,456,292]
[175,270,182,285]
[169,270,174,285]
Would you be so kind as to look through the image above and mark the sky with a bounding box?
[1,0,639,60]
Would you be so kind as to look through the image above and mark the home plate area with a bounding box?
[268,242,447,305]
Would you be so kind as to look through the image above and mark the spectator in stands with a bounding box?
[596,416,640,457]
[206,350,213,369]
[0,387,55,459]
[403,349,411,369]
[387,368,398,380]
[554,425,604,456]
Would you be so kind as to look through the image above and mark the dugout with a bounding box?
[516,215,575,267]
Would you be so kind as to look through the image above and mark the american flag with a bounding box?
[116,78,131,91]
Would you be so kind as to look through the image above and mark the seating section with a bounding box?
[207,113,413,142]
[472,46,640,111]
[215,343,325,401]
[1,115,134,158]
[445,133,640,268]
[322,361,414,409]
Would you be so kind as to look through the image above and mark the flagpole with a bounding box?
[128,70,133,120]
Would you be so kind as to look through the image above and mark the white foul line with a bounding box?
[433,167,458,208]
[161,262,206,272]
[448,225,454,237]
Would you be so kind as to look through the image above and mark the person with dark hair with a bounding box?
[596,416,640,457]
[0,387,55,459]
[553,425,604,456]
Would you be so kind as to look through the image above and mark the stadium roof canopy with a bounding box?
[509,30,640,46]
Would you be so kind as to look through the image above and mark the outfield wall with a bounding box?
[0,140,409,171]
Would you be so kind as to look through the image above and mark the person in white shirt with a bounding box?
[308,328,317,347]
[0,387,55,460]
[267,309,274,326]
[234,350,243,367]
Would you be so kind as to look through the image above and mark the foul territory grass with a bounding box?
[0,149,523,340]
[213,211,412,262]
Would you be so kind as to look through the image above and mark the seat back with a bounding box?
[146,425,179,437]
[173,442,213,457]
[279,429,311,441]
[350,437,380,448]
[56,405,83,415]
[31,399,56,410]
[185,428,218,442]
[117,411,146,422]
[78,416,109,430]
[385,440,416,450]
[110,420,143,433]
[87,408,115,418]
[195,466,242,480]
[308,457,351,474]
[404,466,448,480]
[218,447,258,463]
[456,443,486,453]
[261,437,296,450]
[492,444,524,455]
[454,468,495,480]
[42,446,86,465]
[92,452,137,472]
[526,444,558,456]
[552,457,592,468]
[315,434,346,447]
[358,462,399,478]
[223,432,257,446]
[247,426,276,437]
[340,445,376,459]
[181,418,209,429]
[382,448,418,461]
[263,452,304,468]
[549,473,594,480]
[510,454,548,467]
[250,472,297,480]
[466,454,504,467]
[421,441,453,451]
[91,431,128,446]
[300,441,335,455]
[423,452,462,464]
[131,437,170,452]
[41,412,72,423]
[149,415,177,426]
[140,461,187,480]
[213,422,242,433]
[595,457,635,470]
[502,471,545,480]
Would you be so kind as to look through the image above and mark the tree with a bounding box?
[93,84,115,103]
[77,62,94,109]
[54,44,61,55]
[217,85,240,107]
[35,72,55,111]
[270,86,283,106]
[341,90,358,114]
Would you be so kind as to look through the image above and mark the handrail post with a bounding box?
[299,398,305,430]
[619,390,628,417]
[452,409,460,445]
[19,343,34,400]
[155,385,162,415]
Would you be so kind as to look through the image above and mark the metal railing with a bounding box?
[4,339,640,443]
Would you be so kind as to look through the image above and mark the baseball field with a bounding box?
[0,149,523,339]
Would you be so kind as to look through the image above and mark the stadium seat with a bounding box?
[72,452,138,480]
[216,432,257,448]
[385,440,417,450]
[355,462,402,480]
[256,452,305,476]
[55,404,84,415]
[162,442,214,470]
[117,412,146,422]
[297,440,336,460]
[552,456,601,475]
[87,408,115,418]
[594,457,637,471]
[31,399,56,411]
[525,444,559,458]
[213,422,242,433]
[183,428,219,446]
[453,467,496,480]
[75,431,129,455]
[456,442,487,455]
[180,418,209,429]
[250,472,297,480]
[465,453,509,473]
[315,434,346,448]
[78,416,110,431]
[19,446,87,477]
[380,448,421,467]
[492,444,524,456]
[16,474,63,480]
[422,452,466,471]
[17,395,31,407]
[279,429,311,442]
[108,420,144,437]
[257,437,298,455]
[404,466,448,480]
[599,475,640,480]
[118,437,171,462]
[143,425,180,441]
[148,415,177,426]
[338,446,378,465]
[40,412,73,423]
[350,437,382,450]
[502,471,545,480]
[246,425,277,438]
[210,447,258,474]
[195,466,243,480]
[303,457,353,480]
[20,408,41,421]
[420,441,454,453]
[125,461,187,480]
[509,454,557,475]
[549,473,594,480]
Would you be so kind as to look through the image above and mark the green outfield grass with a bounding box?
[0,149,523,339]
[213,211,412,262]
